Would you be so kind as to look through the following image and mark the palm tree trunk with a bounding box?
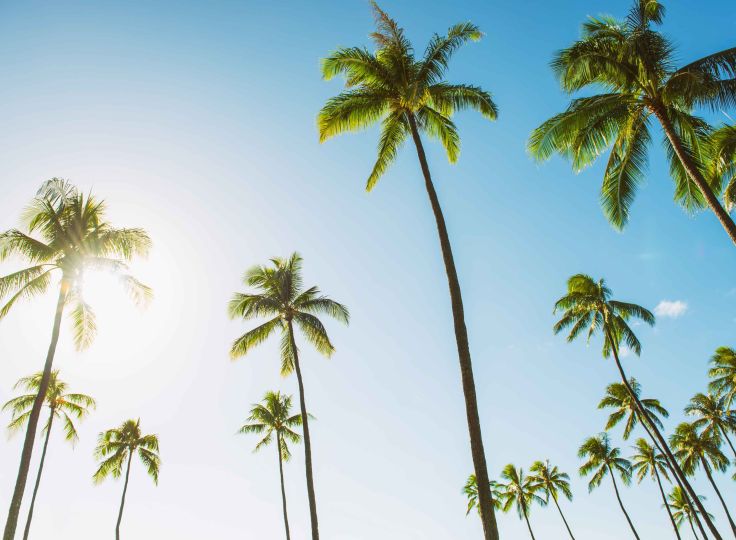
[4,284,68,540]
[690,517,702,540]
[701,459,736,537]
[551,493,576,540]
[653,106,736,246]
[605,328,722,540]
[116,451,134,540]
[608,464,641,539]
[406,112,499,540]
[719,427,736,462]
[521,503,536,540]
[287,321,319,540]
[653,464,682,540]
[21,409,55,540]
[276,433,291,540]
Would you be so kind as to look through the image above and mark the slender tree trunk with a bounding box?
[691,518,702,540]
[276,433,291,540]
[608,464,641,539]
[701,460,736,537]
[653,106,736,246]
[605,328,722,540]
[719,428,736,462]
[654,465,682,540]
[116,452,133,540]
[4,285,68,540]
[406,112,499,540]
[521,503,536,540]
[551,493,576,540]
[287,322,319,540]
[21,409,55,540]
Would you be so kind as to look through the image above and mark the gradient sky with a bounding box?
[0,1,735,539]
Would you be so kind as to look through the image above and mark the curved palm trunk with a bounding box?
[4,285,68,540]
[690,517,702,540]
[551,493,576,540]
[276,433,291,540]
[653,107,736,246]
[718,428,736,461]
[406,112,499,540]
[21,410,55,540]
[116,451,134,540]
[608,464,641,539]
[700,459,736,537]
[653,464,682,540]
[605,328,721,540]
[521,502,536,540]
[287,322,319,540]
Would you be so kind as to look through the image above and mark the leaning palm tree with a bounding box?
[685,392,736,460]
[709,347,736,407]
[528,0,736,245]
[554,274,717,538]
[669,487,714,540]
[599,379,669,440]
[2,370,95,540]
[464,474,502,516]
[318,5,499,538]
[239,391,304,540]
[228,253,348,540]
[670,422,736,537]
[631,438,680,539]
[497,464,546,540]
[1,179,151,540]
[528,460,576,539]
[578,433,639,539]
[93,419,160,540]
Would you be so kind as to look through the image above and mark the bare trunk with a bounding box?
[521,502,536,540]
[701,460,736,537]
[653,464,682,540]
[551,493,576,540]
[21,409,55,540]
[608,464,641,539]
[276,433,291,540]
[719,428,736,462]
[116,452,133,540]
[690,517,702,540]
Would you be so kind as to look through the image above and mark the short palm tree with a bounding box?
[2,370,95,540]
[528,460,575,539]
[318,5,499,538]
[669,487,714,540]
[685,392,736,460]
[670,422,736,536]
[554,273,717,538]
[528,0,736,245]
[709,347,736,407]
[239,391,304,540]
[631,438,680,539]
[93,419,160,540]
[229,253,348,540]
[579,433,639,539]
[464,474,502,516]
[497,465,545,540]
[599,379,669,440]
[0,179,151,540]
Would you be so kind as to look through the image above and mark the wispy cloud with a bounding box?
[654,300,688,319]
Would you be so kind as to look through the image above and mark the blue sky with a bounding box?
[0,1,734,538]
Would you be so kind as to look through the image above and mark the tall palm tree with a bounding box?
[685,392,736,460]
[464,474,502,516]
[239,391,304,540]
[93,419,160,540]
[599,379,669,440]
[228,253,348,540]
[318,5,499,538]
[631,438,680,539]
[0,179,151,540]
[554,273,717,539]
[670,422,736,537]
[669,487,714,540]
[2,370,95,540]
[709,347,736,407]
[578,433,639,539]
[528,460,576,539]
[497,465,545,540]
[528,0,736,245]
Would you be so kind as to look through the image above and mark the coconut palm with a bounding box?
[685,392,736,460]
[464,474,502,516]
[93,419,160,540]
[554,273,717,538]
[497,465,546,540]
[669,487,714,540]
[528,460,575,539]
[599,379,669,440]
[711,124,736,211]
[0,179,151,540]
[228,253,348,540]
[528,1,736,245]
[709,347,736,407]
[631,438,680,539]
[239,391,304,540]
[670,422,736,536]
[2,370,95,540]
[318,5,499,538]
[579,433,639,539]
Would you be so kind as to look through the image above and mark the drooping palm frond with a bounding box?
[93,419,160,485]
[239,391,304,461]
[599,379,668,439]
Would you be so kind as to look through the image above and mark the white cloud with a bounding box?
[654,300,688,319]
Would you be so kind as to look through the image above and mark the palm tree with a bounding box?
[711,124,736,211]
[496,465,545,540]
[669,487,714,540]
[2,370,95,540]
[464,474,502,516]
[554,273,717,538]
[0,179,151,540]
[93,419,160,540]
[238,391,304,540]
[599,379,670,440]
[318,5,499,538]
[670,422,736,537]
[228,253,348,540]
[685,392,736,460]
[578,433,639,539]
[709,347,736,407]
[631,438,680,539]
[528,1,736,245]
[528,460,576,539]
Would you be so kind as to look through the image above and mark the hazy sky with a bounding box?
[1,1,735,539]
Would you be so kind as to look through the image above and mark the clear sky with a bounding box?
[0,1,734,539]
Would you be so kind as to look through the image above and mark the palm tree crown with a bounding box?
[93,419,160,485]
[497,464,546,518]
[708,347,736,406]
[578,433,632,492]
[239,391,303,459]
[631,438,670,483]
[598,379,669,440]
[464,474,502,515]
[685,392,736,447]
[668,487,712,530]
[669,422,728,477]
[528,460,573,503]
